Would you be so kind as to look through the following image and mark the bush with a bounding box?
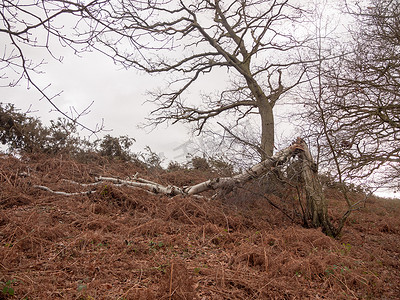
[0,103,138,163]
[95,134,135,161]
[0,103,80,154]
[139,146,164,169]
[191,156,210,170]
[189,155,234,176]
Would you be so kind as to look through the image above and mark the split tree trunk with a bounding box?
[297,138,335,236]
[184,137,335,236]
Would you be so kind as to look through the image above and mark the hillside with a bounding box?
[0,154,399,299]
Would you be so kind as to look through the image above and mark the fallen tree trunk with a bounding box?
[66,140,302,197]
[183,141,302,195]
[34,138,338,236]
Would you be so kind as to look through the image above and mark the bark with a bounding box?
[244,76,275,159]
[297,138,335,236]
[259,102,275,159]
[184,142,300,195]
[94,176,184,196]
[244,69,284,160]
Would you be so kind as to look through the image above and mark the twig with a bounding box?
[180,207,196,226]
[169,262,174,300]
[260,233,268,272]
[34,185,95,196]
[61,179,104,187]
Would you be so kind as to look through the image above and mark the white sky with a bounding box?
[1,0,324,163]
[1,47,195,162]
[1,47,299,163]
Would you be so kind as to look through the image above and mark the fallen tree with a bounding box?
[35,138,346,237]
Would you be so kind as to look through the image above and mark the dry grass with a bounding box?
[0,154,399,299]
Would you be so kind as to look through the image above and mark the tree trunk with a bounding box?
[297,138,334,236]
[76,141,301,197]
[244,75,275,160]
[184,142,298,195]
[259,102,275,160]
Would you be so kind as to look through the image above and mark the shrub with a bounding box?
[95,134,135,161]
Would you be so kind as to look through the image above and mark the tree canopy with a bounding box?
[83,0,316,159]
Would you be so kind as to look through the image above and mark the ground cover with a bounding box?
[0,154,399,299]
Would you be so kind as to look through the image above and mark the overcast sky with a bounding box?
[0,34,297,164]
[1,0,326,163]
[1,47,300,163]
[0,0,338,162]
[1,46,197,162]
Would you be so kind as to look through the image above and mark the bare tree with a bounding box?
[337,0,400,191]
[81,0,315,159]
[1,1,319,159]
[299,0,400,195]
